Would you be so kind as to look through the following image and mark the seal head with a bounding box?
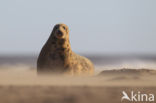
[53,24,69,39]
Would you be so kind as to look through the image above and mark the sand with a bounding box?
[0,65,156,103]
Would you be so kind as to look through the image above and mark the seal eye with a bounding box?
[55,25,59,30]
[62,26,66,30]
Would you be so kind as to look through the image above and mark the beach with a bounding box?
[0,55,156,103]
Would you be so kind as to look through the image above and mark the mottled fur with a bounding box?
[37,24,94,75]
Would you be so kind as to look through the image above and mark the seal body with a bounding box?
[37,23,94,75]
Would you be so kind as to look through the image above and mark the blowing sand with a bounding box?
[0,65,156,103]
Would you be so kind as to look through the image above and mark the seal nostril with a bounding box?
[57,30,62,34]
[56,30,63,37]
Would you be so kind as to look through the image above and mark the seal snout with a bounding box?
[56,30,63,37]
[55,29,64,38]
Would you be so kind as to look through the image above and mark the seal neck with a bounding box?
[50,36,72,54]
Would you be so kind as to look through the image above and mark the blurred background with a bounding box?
[0,0,156,69]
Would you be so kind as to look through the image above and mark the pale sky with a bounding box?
[0,0,156,55]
